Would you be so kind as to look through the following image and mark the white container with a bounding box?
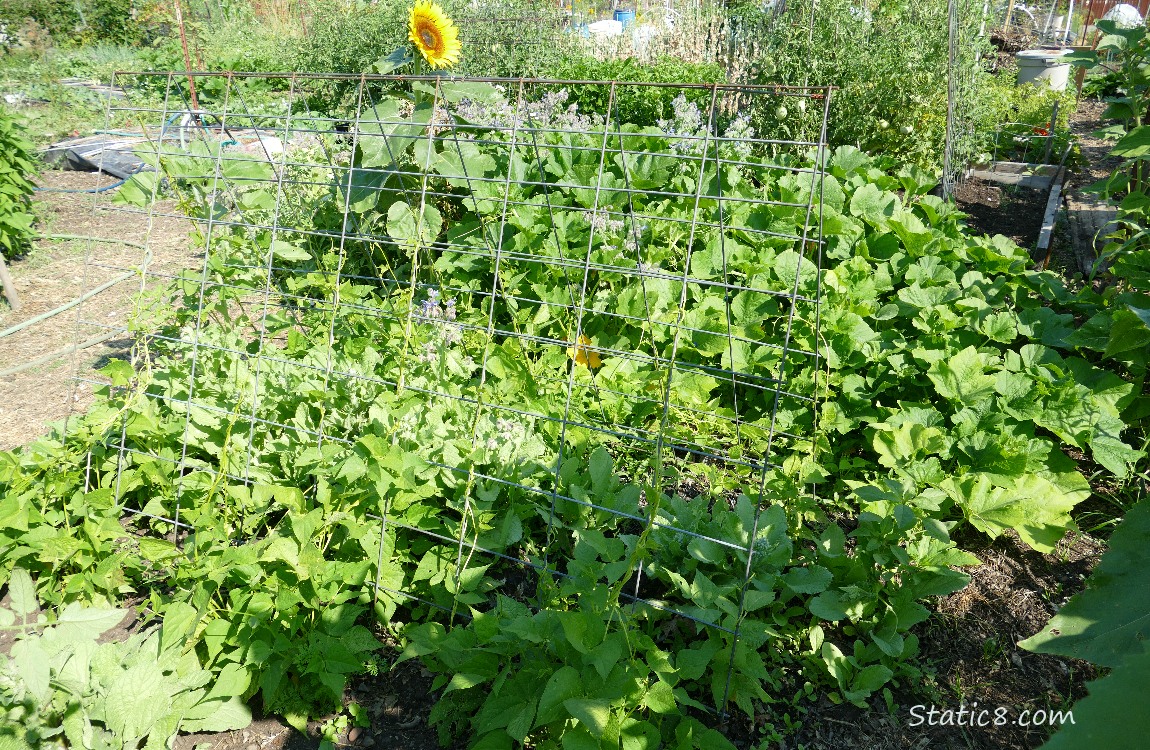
[587,19,624,37]
[1016,49,1073,91]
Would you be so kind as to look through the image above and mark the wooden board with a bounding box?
[1037,166,1068,253]
[969,161,1060,190]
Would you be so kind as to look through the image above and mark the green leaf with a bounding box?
[927,346,997,404]
[871,423,948,468]
[849,182,895,222]
[563,698,612,739]
[561,728,601,750]
[10,640,50,703]
[206,663,250,700]
[112,172,160,207]
[537,666,582,726]
[54,604,130,642]
[1037,649,1150,750]
[105,663,170,745]
[1090,435,1144,478]
[182,696,253,733]
[387,200,443,252]
[850,664,893,697]
[621,718,660,750]
[588,632,624,680]
[558,611,590,654]
[444,672,488,694]
[271,240,311,263]
[782,565,832,594]
[1021,499,1150,666]
[980,311,1018,344]
[643,681,675,714]
[506,699,537,742]
[1103,309,1150,356]
[435,81,506,105]
[941,473,1087,553]
[368,46,414,74]
[1111,125,1150,158]
[6,568,38,617]
[160,601,199,650]
[809,590,848,621]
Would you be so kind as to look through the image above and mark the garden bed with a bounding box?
[954,177,1050,251]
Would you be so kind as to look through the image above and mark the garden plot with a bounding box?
[0,170,197,450]
[1,65,1140,750]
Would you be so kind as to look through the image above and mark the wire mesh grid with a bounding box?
[944,0,1001,198]
[68,71,831,717]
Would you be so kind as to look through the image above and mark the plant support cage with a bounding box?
[64,71,832,721]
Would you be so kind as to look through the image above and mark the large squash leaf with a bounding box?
[1037,649,1150,749]
[1020,498,1150,666]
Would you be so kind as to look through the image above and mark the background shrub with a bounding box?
[730,0,990,171]
[291,1,409,76]
[0,0,154,45]
[542,54,727,127]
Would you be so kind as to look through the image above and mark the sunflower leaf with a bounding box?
[368,47,414,75]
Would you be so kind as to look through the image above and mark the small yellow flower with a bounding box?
[409,0,462,70]
[567,334,602,370]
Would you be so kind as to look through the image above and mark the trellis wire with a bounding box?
[67,71,830,722]
[944,0,998,199]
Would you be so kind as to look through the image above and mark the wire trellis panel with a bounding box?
[71,71,831,719]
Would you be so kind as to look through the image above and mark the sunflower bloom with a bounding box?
[567,335,602,370]
[409,1,462,70]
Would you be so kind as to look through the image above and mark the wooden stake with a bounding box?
[0,254,21,312]
[1003,0,1016,31]
[173,0,201,113]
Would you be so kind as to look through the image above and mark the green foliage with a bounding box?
[198,19,298,74]
[0,105,38,261]
[445,0,577,78]
[292,0,576,96]
[1021,499,1150,665]
[1050,20,1150,433]
[0,0,151,45]
[0,570,251,750]
[1016,35,1150,750]
[733,0,991,171]
[1021,499,1150,749]
[541,55,727,127]
[291,1,410,76]
[0,82,1144,746]
[969,70,1077,164]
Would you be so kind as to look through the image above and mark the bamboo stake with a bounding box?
[1003,0,1016,31]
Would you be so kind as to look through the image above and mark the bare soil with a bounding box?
[954,178,1050,251]
[0,169,197,451]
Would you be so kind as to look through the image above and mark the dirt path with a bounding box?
[0,169,198,451]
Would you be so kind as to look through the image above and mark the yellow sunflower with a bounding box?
[567,334,602,370]
[408,0,462,70]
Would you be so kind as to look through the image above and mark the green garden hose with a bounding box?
[0,234,151,340]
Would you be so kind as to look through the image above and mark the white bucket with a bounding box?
[1016,49,1073,91]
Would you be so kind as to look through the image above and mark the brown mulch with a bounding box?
[0,169,198,451]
